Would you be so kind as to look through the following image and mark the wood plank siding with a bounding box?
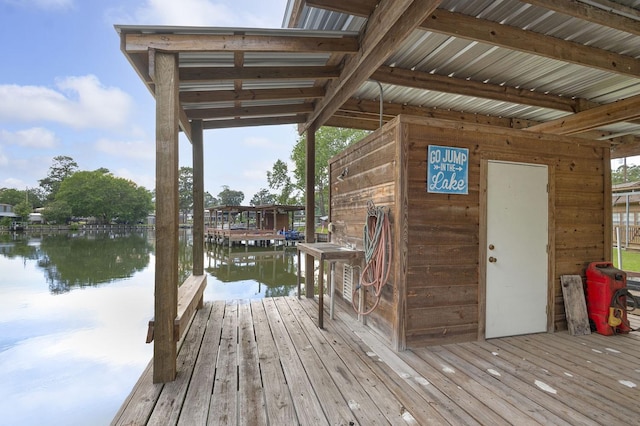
[112,297,640,425]
[329,115,609,348]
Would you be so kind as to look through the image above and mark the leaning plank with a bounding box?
[237,302,268,426]
[146,302,212,426]
[560,275,591,335]
[251,299,298,425]
[177,301,225,426]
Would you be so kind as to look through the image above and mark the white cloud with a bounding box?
[94,138,155,162]
[243,135,277,149]
[0,128,58,149]
[0,75,133,130]
[110,0,284,28]
[1,0,73,10]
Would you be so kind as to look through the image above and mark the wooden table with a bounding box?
[297,242,364,328]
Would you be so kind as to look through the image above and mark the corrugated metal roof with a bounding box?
[117,1,640,145]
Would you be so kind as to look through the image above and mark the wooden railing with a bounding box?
[146,274,207,343]
[613,225,640,247]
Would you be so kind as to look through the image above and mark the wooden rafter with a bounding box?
[303,0,443,131]
[423,10,640,78]
[525,93,640,134]
[305,2,640,78]
[526,0,640,37]
[186,103,314,120]
[123,33,359,54]
[202,115,307,129]
[179,87,324,104]
[179,66,341,82]
[371,65,580,113]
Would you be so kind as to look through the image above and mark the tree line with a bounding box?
[0,127,370,225]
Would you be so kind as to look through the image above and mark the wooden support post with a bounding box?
[153,51,179,383]
[305,122,316,298]
[192,120,204,276]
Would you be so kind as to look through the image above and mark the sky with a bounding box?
[0,0,299,203]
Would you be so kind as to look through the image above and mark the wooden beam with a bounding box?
[423,9,640,78]
[149,49,192,142]
[202,115,307,129]
[285,0,305,28]
[525,94,640,134]
[192,119,204,276]
[303,0,442,131]
[372,65,579,113]
[526,0,640,37]
[123,33,359,54]
[180,87,324,104]
[179,66,341,82]
[305,0,377,17]
[186,103,314,120]
[611,135,640,158]
[153,51,180,384]
[310,2,640,78]
[305,122,316,298]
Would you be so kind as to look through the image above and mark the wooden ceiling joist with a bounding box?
[306,2,640,79]
[525,93,640,135]
[423,10,640,78]
[123,33,359,54]
[371,65,579,113]
[303,0,443,131]
[179,66,341,82]
[202,115,307,129]
[186,103,314,120]
[526,0,640,37]
[179,87,325,104]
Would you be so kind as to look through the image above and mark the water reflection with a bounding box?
[0,231,154,294]
[206,244,298,299]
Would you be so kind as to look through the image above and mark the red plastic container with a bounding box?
[585,261,630,335]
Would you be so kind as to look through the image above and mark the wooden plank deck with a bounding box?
[112,298,640,425]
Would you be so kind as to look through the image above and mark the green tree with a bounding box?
[14,200,32,221]
[250,188,276,206]
[218,185,244,206]
[178,167,194,221]
[39,155,78,201]
[41,200,72,224]
[267,159,297,204]
[0,188,25,206]
[204,191,217,207]
[291,127,369,215]
[612,163,640,184]
[56,169,152,224]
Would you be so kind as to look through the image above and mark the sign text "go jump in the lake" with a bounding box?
[427,145,469,195]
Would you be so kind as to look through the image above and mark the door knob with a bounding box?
[489,256,497,263]
[488,244,495,250]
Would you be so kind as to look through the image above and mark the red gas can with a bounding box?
[585,262,630,335]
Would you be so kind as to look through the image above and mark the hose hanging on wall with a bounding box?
[352,201,392,315]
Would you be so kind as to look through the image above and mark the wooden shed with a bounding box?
[115,0,640,383]
[329,115,610,350]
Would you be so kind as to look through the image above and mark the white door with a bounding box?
[486,161,548,338]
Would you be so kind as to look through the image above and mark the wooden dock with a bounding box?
[112,297,640,425]
[205,228,286,248]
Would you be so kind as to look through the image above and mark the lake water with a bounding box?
[0,230,298,425]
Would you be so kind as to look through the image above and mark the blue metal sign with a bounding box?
[427,145,469,195]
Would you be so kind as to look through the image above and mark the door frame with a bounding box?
[478,154,556,340]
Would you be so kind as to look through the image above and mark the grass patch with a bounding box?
[612,248,640,272]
